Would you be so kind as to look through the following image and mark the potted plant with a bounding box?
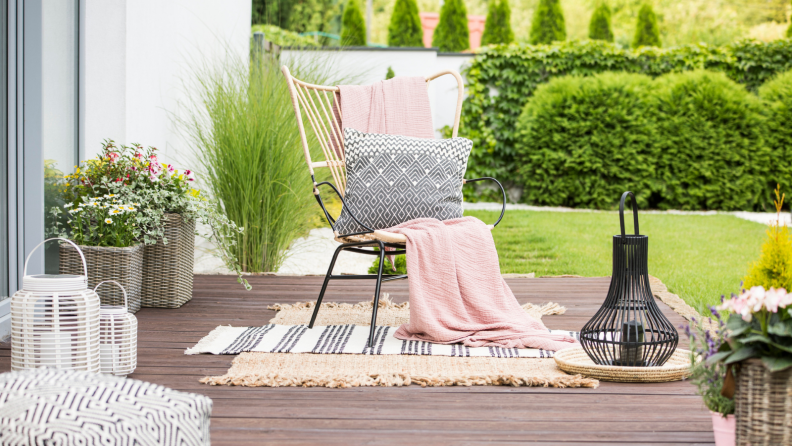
[50,140,249,311]
[685,310,735,446]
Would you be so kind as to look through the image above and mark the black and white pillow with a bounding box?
[333,128,473,235]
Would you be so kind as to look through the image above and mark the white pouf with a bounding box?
[11,238,100,372]
[0,369,212,445]
[95,281,137,376]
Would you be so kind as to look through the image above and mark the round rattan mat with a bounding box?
[554,347,691,383]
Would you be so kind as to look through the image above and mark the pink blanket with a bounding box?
[388,217,579,351]
[331,76,435,157]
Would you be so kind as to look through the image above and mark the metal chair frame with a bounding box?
[281,66,506,347]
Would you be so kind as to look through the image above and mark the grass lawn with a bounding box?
[465,209,768,316]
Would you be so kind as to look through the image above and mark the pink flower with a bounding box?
[167,164,175,173]
[134,152,144,160]
[107,152,120,163]
[149,154,158,163]
[184,169,195,181]
[149,175,159,182]
[764,288,788,313]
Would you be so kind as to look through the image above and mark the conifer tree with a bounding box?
[588,3,613,42]
[385,66,395,79]
[432,0,470,52]
[529,0,566,45]
[744,186,792,290]
[388,0,424,47]
[341,0,366,46]
[481,0,515,46]
[632,3,661,48]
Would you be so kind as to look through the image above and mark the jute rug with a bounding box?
[192,295,598,388]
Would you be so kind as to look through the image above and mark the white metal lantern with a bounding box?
[95,281,137,376]
[11,238,100,372]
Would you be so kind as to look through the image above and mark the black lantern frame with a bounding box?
[580,192,679,367]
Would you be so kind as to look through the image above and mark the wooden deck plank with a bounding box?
[0,275,711,445]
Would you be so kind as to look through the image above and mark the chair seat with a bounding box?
[334,225,495,245]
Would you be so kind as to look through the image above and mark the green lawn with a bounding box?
[465,210,768,315]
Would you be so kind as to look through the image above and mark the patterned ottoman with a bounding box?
[0,369,212,445]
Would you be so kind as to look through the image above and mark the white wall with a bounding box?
[80,0,252,170]
[280,48,474,137]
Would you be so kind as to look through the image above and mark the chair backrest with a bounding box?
[281,66,464,196]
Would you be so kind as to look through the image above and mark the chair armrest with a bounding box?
[463,177,506,227]
[313,180,375,238]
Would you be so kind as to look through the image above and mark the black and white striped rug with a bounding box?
[186,324,580,358]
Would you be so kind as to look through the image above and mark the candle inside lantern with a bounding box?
[619,320,644,366]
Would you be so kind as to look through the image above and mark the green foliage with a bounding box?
[368,251,408,274]
[252,0,291,28]
[760,71,792,191]
[516,72,656,209]
[288,0,341,42]
[432,0,470,52]
[456,39,792,201]
[251,24,318,47]
[788,21,792,38]
[341,0,367,46]
[686,316,735,416]
[529,0,566,44]
[516,70,770,211]
[385,66,395,79]
[588,3,613,42]
[481,0,515,46]
[632,3,661,48]
[744,188,792,290]
[388,0,423,47]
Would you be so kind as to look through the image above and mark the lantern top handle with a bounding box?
[619,191,640,236]
[94,280,129,311]
[23,238,88,280]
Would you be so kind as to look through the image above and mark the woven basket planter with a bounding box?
[735,359,792,445]
[140,213,195,308]
[59,243,143,313]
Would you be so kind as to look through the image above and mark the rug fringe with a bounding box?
[185,325,237,355]
[522,302,566,316]
[199,372,597,389]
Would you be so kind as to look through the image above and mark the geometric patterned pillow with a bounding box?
[333,128,473,235]
[0,369,212,446]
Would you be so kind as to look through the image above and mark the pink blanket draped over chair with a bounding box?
[387,217,580,351]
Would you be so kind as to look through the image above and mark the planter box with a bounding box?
[735,359,792,445]
[59,243,143,313]
[140,213,195,308]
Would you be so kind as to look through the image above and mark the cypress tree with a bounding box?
[481,0,515,46]
[529,0,566,45]
[388,0,424,47]
[432,0,470,52]
[385,66,395,79]
[632,3,661,48]
[341,0,366,46]
[588,3,613,42]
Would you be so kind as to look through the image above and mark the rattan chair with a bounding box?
[281,66,506,347]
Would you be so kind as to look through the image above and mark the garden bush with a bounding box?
[759,70,792,191]
[516,72,657,209]
[516,70,771,210]
[341,0,366,46]
[529,0,566,44]
[456,39,792,198]
[481,0,515,46]
[432,0,470,52]
[632,4,661,48]
[588,3,613,42]
[388,0,423,47]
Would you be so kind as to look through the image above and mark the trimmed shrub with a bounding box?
[760,70,792,192]
[341,0,366,46]
[529,0,566,44]
[516,73,656,209]
[432,0,470,52]
[251,24,318,47]
[588,3,613,42]
[385,66,395,79]
[388,0,423,47]
[651,70,768,210]
[632,4,661,48]
[481,0,515,46]
[455,40,792,193]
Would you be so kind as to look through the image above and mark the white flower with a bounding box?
[104,218,113,224]
[63,203,71,208]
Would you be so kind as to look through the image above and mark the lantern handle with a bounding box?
[619,191,639,236]
[23,238,88,281]
[94,280,129,311]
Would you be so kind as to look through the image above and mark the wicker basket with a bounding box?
[735,359,792,445]
[59,243,143,313]
[140,213,195,308]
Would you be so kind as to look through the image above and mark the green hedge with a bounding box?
[457,39,792,198]
[516,70,773,211]
[760,70,792,195]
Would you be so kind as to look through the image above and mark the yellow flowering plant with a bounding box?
[50,196,140,247]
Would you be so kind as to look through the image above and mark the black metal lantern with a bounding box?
[580,192,678,367]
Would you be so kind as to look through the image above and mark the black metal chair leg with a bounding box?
[309,243,347,328]
[368,241,386,348]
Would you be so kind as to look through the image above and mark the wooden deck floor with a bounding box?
[1,275,714,445]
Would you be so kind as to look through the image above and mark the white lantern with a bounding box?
[11,238,100,372]
[95,281,137,376]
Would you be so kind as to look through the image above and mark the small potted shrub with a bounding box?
[685,310,735,446]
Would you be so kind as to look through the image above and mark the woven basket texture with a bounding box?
[553,347,691,382]
[735,359,792,445]
[59,243,143,313]
[141,213,195,308]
